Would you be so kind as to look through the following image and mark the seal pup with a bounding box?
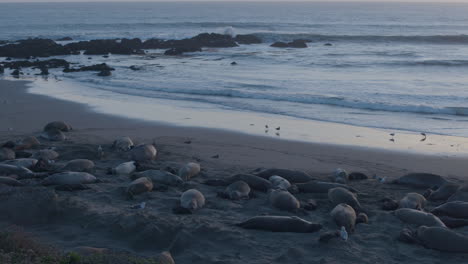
[331,203,356,232]
[255,168,314,183]
[236,216,322,233]
[269,175,291,190]
[32,149,59,161]
[332,168,348,183]
[127,177,153,197]
[392,173,448,189]
[132,170,183,186]
[112,136,134,152]
[178,162,200,181]
[0,147,15,161]
[42,172,97,186]
[269,189,300,212]
[44,121,72,132]
[129,144,157,161]
[427,182,459,201]
[297,181,357,193]
[61,159,95,173]
[416,226,468,253]
[431,201,468,219]
[0,176,23,186]
[1,158,38,169]
[40,129,66,141]
[173,189,205,214]
[399,193,426,210]
[112,161,136,175]
[219,180,251,200]
[394,208,446,228]
[328,187,364,213]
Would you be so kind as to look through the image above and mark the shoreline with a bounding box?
[1,79,467,177]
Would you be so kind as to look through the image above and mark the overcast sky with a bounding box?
[1,0,468,2]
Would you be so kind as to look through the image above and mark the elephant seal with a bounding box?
[155,251,175,264]
[399,193,426,210]
[395,208,446,228]
[112,161,136,175]
[349,172,369,180]
[380,197,399,211]
[431,201,468,219]
[236,216,322,233]
[392,173,448,189]
[331,203,356,232]
[332,168,349,183]
[0,176,23,186]
[55,184,91,192]
[1,158,38,169]
[61,159,95,173]
[438,216,468,228]
[219,181,250,200]
[178,162,200,181]
[0,164,39,179]
[44,121,72,132]
[42,172,97,186]
[269,190,300,212]
[40,129,66,141]
[328,187,363,213]
[269,175,291,190]
[256,168,314,183]
[32,149,59,161]
[297,181,357,193]
[112,136,134,152]
[127,177,153,197]
[428,182,459,201]
[417,226,468,253]
[447,184,468,202]
[225,174,271,192]
[0,147,15,161]
[13,136,40,151]
[132,170,183,186]
[129,144,157,161]
[174,189,205,214]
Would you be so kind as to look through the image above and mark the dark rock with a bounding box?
[5,57,11,61]
[141,38,165,49]
[324,43,333,46]
[381,197,399,211]
[65,39,142,55]
[97,70,112,77]
[164,47,201,56]
[102,55,109,58]
[11,69,21,76]
[271,39,308,48]
[88,57,92,60]
[0,65,4,74]
[129,65,141,71]
[120,38,143,49]
[234,34,262,44]
[0,38,72,58]
[231,61,237,65]
[349,172,368,180]
[57,37,73,41]
[0,40,8,45]
[63,63,115,73]
[39,66,49,75]
[3,59,69,70]
[191,33,238,48]
[271,42,289,48]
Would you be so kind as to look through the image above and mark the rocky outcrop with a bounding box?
[0,38,72,58]
[3,59,70,70]
[65,39,143,55]
[234,34,262,44]
[271,39,308,48]
[57,37,73,41]
[63,63,115,73]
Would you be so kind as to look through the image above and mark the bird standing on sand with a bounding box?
[276,127,280,131]
[340,226,348,241]
[265,125,269,129]
[97,145,104,160]
[390,133,395,137]
[420,133,427,142]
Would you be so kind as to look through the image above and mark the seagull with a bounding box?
[275,132,280,136]
[420,133,427,142]
[276,127,280,131]
[265,125,269,129]
[211,154,220,159]
[390,133,395,137]
[97,145,104,159]
[389,138,395,142]
[340,226,348,241]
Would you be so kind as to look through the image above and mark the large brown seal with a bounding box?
[127,177,153,196]
[14,136,40,151]
[256,168,314,183]
[112,136,134,152]
[395,208,446,228]
[392,173,448,189]
[129,144,157,161]
[236,216,322,233]
[42,172,97,186]
[32,149,59,161]
[132,170,183,186]
[399,193,426,210]
[225,174,272,192]
[328,187,363,213]
[331,203,356,232]
[178,162,200,181]
[61,159,95,173]
[40,129,66,141]
[219,180,251,200]
[416,226,468,253]
[269,190,300,212]
[447,184,468,202]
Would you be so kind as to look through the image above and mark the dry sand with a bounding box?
[0,79,467,263]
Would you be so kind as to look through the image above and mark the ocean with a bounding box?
[2,2,468,136]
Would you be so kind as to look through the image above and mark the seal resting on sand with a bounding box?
[127,177,153,197]
[431,201,468,219]
[40,129,66,141]
[395,208,446,228]
[236,216,322,233]
[178,162,200,181]
[331,203,356,232]
[427,182,459,201]
[219,180,251,200]
[129,144,157,161]
[225,174,272,192]
[399,193,426,210]
[297,181,357,193]
[44,121,72,132]
[0,176,23,186]
[32,149,59,161]
[269,190,300,212]
[437,216,468,228]
[392,173,448,189]
[269,175,291,190]
[42,172,97,186]
[416,226,468,253]
[1,158,38,169]
[256,168,314,183]
[332,168,349,183]
[174,189,205,214]
[61,159,95,173]
[328,187,364,213]
[112,161,136,175]
[132,170,183,186]
[0,147,15,161]
[0,164,43,179]
[447,184,468,202]
[112,136,134,151]
[14,136,40,151]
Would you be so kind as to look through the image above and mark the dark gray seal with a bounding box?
[417,226,468,253]
[127,177,153,196]
[0,164,43,179]
[447,184,468,203]
[431,201,468,219]
[132,170,183,186]
[428,182,459,201]
[219,180,251,200]
[392,173,448,189]
[269,190,300,212]
[331,203,356,232]
[395,208,446,228]
[0,176,23,186]
[128,144,157,161]
[226,174,272,192]
[297,181,357,193]
[42,172,97,186]
[44,121,72,132]
[236,216,322,233]
[328,187,364,213]
[256,168,314,183]
[399,193,426,210]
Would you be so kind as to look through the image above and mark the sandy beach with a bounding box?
[1,79,468,263]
